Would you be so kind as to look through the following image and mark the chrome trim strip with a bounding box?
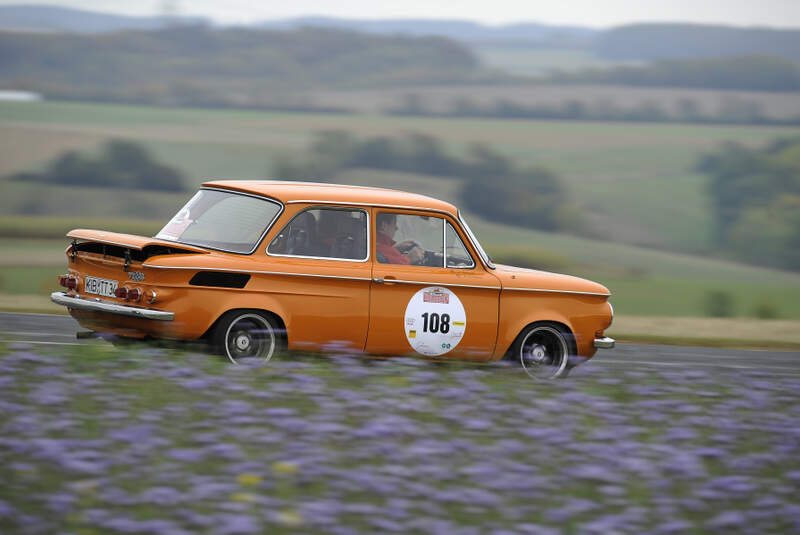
[458,211,494,270]
[266,207,370,263]
[503,287,612,297]
[442,218,446,268]
[139,265,372,282]
[50,292,174,321]
[445,221,476,269]
[155,187,285,256]
[594,337,616,349]
[371,278,499,290]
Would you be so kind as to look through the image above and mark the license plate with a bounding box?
[84,276,118,298]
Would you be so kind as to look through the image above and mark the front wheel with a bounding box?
[512,323,573,380]
[212,310,282,365]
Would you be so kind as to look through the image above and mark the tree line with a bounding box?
[386,93,799,126]
[553,55,800,93]
[0,26,481,107]
[699,137,800,271]
[8,140,186,192]
[595,24,800,63]
[273,131,580,233]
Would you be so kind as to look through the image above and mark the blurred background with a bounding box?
[0,0,799,347]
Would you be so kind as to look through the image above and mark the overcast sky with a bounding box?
[4,0,800,28]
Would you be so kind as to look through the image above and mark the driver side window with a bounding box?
[376,212,443,266]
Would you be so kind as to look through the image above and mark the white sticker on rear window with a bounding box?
[404,286,467,356]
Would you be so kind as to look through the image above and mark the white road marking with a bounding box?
[644,350,798,359]
[0,339,82,346]
[2,331,75,338]
[0,311,70,317]
[598,358,800,373]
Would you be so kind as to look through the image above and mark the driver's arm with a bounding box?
[406,245,425,264]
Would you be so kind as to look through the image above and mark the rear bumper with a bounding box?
[50,292,174,321]
[593,336,615,349]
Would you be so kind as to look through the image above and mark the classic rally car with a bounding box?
[52,181,614,378]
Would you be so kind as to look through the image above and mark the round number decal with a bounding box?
[404,286,467,356]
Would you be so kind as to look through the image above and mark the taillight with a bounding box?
[115,287,129,300]
[58,275,79,290]
[128,288,141,302]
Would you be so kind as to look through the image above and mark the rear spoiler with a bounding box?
[67,229,210,254]
[66,229,210,266]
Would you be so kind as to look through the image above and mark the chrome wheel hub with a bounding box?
[235,334,251,351]
[529,344,550,364]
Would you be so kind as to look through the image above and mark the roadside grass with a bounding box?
[0,293,62,314]
[0,266,63,295]
[610,315,800,350]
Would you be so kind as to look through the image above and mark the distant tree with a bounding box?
[10,139,186,191]
[699,137,800,270]
[595,24,800,63]
[272,132,580,233]
[559,55,800,92]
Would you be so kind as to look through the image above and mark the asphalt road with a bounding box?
[1,312,798,376]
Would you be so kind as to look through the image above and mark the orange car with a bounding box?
[51,181,614,378]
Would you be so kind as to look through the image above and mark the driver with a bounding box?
[376,213,425,265]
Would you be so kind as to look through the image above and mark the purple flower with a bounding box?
[706,510,747,529]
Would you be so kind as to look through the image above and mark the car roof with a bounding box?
[202,180,459,217]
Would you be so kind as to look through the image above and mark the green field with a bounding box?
[1,100,800,326]
[2,100,796,252]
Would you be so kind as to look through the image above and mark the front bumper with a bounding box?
[593,336,615,349]
[50,292,174,321]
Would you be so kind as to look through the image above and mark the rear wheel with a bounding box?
[212,310,281,365]
[512,323,573,380]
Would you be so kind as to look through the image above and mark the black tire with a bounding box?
[211,310,283,365]
[511,322,574,380]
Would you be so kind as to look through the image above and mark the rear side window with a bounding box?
[267,208,368,261]
[156,189,282,254]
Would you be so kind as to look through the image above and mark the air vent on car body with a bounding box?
[189,271,250,288]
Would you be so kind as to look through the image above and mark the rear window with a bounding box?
[156,189,282,254]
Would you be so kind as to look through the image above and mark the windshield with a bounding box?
[458,212,494,269]
[156,189,282,254]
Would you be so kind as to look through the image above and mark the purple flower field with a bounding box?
[1,342,799,534]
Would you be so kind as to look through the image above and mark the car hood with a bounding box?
[493,263,610,296]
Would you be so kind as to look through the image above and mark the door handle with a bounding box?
[374,276,397,284]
